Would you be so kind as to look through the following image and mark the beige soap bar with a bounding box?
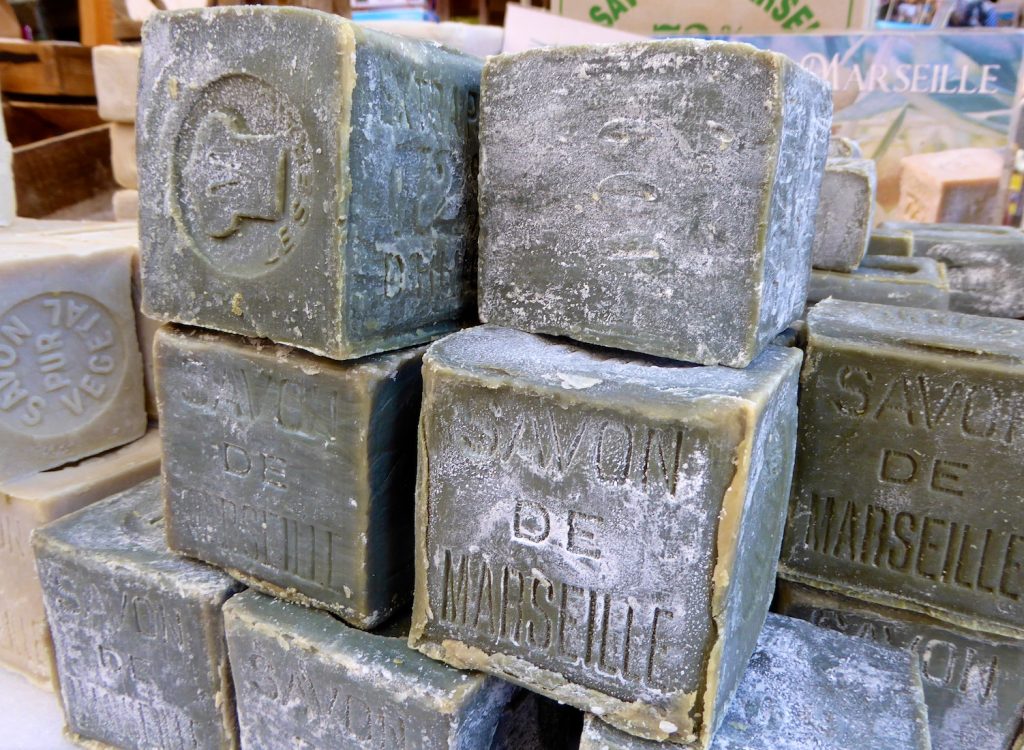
[92,45,140,123]
[0,233,147,482]
[899,148,1003,224]
[110,123,137,190]
[112,189,138,221]
[0,429,159,688]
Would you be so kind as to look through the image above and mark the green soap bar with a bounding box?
[866,227,915,257]
[875,222,1024,317]
[780,299,1024,638]
[138,8,481,359]
[33,478,241,750]
[409,325,802,746]
[808,255,950,311]
[477,39,831,367]
[223,590,518,749]
[777,580,1024,750]
[156,325,423,629]
[811,158,876,272]
[578,613,931,750]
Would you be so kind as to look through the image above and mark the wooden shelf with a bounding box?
[0,40,95,97]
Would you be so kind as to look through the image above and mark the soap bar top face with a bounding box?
[899,148,1003,224]
[579,614,930,750]
[157,325,424,628]
[477,39,831,367]
[139,8,482,359]
[224,590,516,750]
[0,429,160,688]
[33,478,240,750]
[780,299,1024,637]
[410,326,802,745]
[811,158,876,272]
[808,255,950,311]
[92,44,140,123]
[0,236,147,482]
[827,136,863,159]
[777,581,1024,750]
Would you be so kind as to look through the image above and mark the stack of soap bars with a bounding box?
[8,5,1021,750]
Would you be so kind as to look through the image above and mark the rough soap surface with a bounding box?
[777,581,1024,750]
[33,478,241,750]
[409,326,801,745]
[224,590,516,750]
[780,299,1024,638]
[579,613,931,750]
[477,39,831,367]
[810,158,876,272]
[138,8,482,359]
[157,325,423,629]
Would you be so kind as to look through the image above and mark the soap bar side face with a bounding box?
[343,27,481,354]
[777,581,1024,750]
[158,326,422,627]
[34,480,239,750]
[138,9,347,354]
[780,303,1024,635]
[810,159,875,272]
[703,350,799,739]
[808,256,951,311]
[0,245,147,482]
[917,239,1024,319]
[867,228,915,257]
[478,41,828,366]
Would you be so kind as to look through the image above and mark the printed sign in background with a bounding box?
[551,0,876,35]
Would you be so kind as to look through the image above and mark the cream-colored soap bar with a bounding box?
[0,232,147,481]
[110,123,137,190]
[92,45,140,123]
[112,189,138,221]
[0,106,13,227]
[0,429,159,687]
[898,148,1003,224]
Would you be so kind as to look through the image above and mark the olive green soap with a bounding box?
[578,614,931,750]
[808,255,950,311]
[33,478,241,750]
[867,227,914,257]
[777,580,1024,750]
[780,299,1024,638]
[224,590,517,749]
[138,8,481,359]
[477,40,831,367]
[409,326,802,746]
[156,325,423,629]
[810,157,876,272]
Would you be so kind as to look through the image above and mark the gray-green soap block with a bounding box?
[156,324,423,629]
[578,613,931,750]
[810,157,876,272]
[477,39,831,367]
[138,7,482,359]
[33,477,242,750]
[808,255,950,310]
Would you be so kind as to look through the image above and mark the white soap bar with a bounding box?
[112,189,138,221]
[0,430,159,687]
[110,123,137,190]
[0,231,147,481]
[92,45,140,123]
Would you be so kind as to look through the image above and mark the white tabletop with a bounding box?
[0,668,76,750]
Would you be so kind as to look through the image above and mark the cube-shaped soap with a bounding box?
[409,326,802,745]
[578,613,931,750]
[867,227,914,257]
[780,299,1024,638]
[477,40,831,367]
[0,429,159,688]
[224,590,517,749]
[808,255,950,311]
[138,8,482,359]
[810,158,876,272]
[157,325,423,628]
[33,478,241,750]
[899,148,1003,225]
[777,580,1024,750]
[0,233,147,482]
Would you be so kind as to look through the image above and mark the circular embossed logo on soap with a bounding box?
[0,293,125,438]
[171,73,315,279]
